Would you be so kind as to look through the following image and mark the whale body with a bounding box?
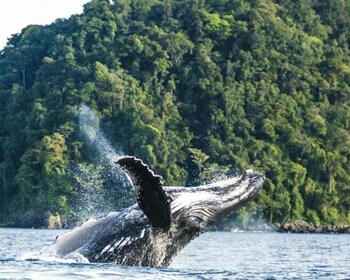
[48,156,265,267]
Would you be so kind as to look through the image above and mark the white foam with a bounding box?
[19,251,90,264]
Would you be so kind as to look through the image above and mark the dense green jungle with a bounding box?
[0,0,350,227]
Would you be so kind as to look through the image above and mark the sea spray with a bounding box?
[69,105,134,222]
[78,104,122,165]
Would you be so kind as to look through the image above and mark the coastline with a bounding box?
[276,220,350,234]
[1,219,350,234]
[225,220,350,234]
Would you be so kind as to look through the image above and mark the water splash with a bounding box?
[78,104,123,164]
[68,105,134,222]
[20,250,90,264]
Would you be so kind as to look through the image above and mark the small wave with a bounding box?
[161,267,237,280]
[0,257,16,262]
[230,229,271,233]
[2,238,14,247]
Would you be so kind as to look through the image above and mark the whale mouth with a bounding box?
[169,170,265,230]
[244,170,265,194]
[244,169,265,181]
[220,169,265,210]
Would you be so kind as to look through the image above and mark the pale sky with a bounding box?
[0,0,91,50]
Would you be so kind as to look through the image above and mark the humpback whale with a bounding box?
[48,156,265,267]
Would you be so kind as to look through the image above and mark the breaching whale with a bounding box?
[48,156,265,267]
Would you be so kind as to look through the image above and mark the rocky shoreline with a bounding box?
[226,220,350,234]
[276,220,350,234]
[0,210,63,229]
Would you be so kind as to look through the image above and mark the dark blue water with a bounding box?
[0,228,349,279]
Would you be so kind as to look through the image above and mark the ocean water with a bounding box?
[0,228,349,279]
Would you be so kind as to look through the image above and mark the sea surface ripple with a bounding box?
[0,228,349,279]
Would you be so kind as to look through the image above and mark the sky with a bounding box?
[0,0,91,50]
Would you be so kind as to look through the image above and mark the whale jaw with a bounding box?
[168,169,265,231]
[146,170,265,267]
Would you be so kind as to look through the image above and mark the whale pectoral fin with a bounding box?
[116,156,171,231]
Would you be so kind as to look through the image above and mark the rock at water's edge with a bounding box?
[278,220,350,234]
[2,210,63,229]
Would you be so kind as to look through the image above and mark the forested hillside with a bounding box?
[0,0,350,226]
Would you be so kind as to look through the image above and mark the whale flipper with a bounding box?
[116,156,171,231]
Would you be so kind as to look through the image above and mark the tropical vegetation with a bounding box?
[0,0,350,226]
